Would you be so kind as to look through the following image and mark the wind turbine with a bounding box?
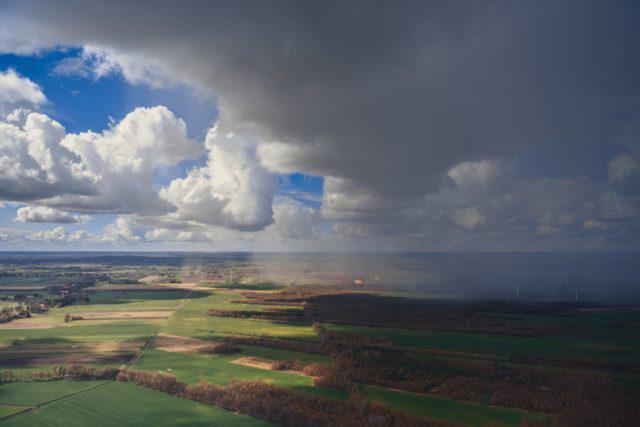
[571,275,597,301]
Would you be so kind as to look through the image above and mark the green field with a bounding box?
[0,290,188,372]
[169,290,301,312]
[589,310,640,322]
[135,348,310,386]
[0,289,189,346]
[135,348,343,399]
[0,381,273,426]
[68,290,190,312]
[0,277,48,287]
[361,386,553,426]
[0,380,109,406]
[325,323,640,365]
[237,344,330,364]
[0,321,161,347]
[162,291,316,341]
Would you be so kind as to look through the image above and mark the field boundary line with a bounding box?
[127,283,197,369]
[0,380,113,422]
[0,406,34,422]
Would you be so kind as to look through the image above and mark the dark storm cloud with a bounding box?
[1,0,639,248]
[3,1,638,187]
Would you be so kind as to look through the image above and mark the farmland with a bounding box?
[0,381,273,426]
[325,323,640,366]
[0,252,639,425]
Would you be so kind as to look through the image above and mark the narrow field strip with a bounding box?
[361,386,554,427]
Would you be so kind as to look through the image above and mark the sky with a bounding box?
[0,0,639,251]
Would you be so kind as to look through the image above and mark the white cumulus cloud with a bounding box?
[0,68,46,108]
[0,111,98,201]
[15,206,91,223]
[100,216,143,242]
[28,226,89,242]
[0,106,203,215]
[160,124,276,231]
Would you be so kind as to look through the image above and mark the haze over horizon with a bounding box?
[1,0,640,251]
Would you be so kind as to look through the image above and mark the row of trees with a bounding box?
[223,335,328,355]
[203,342,242,354]
[1,295,84,325]
[117,369,186,394]
[0,365,120,383]
[206,308,307,324]
[270,359,328,377]
[118,369,458,427]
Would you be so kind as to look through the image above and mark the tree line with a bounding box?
[0,365,119,383]
[117,369,458,427]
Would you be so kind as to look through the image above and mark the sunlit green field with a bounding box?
[0,381,273,427]
[67,291,189,312]
[162,291,316,341]
[135,348,311,386]
[0,290,188,372]
[236,344,330,364]
[0,380,108,406]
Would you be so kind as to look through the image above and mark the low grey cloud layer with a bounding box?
[0,0,639,249]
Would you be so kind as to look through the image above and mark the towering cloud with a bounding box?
[160,125,276,231]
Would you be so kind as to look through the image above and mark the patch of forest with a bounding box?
[313,326,640,426]
[213,290,614,337]
[215,318,640,426]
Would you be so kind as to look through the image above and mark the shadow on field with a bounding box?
[81,290,210,305]
[0,353,134,367]
[8,336,75,346]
